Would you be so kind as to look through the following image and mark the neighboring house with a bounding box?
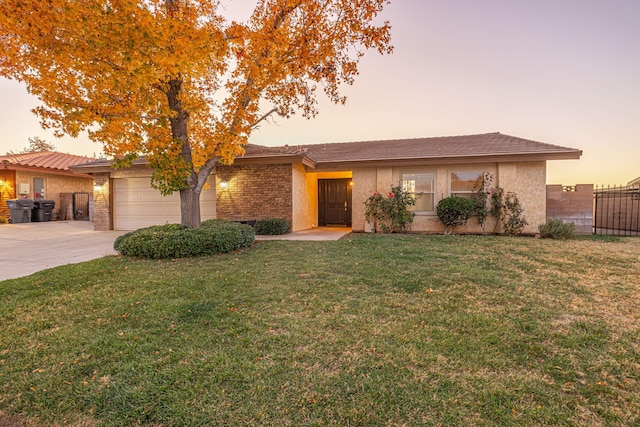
[0,151,95,221]
[71,132,582,234]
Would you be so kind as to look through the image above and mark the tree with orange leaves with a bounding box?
[0,0,392,227]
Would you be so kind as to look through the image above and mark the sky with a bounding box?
[1,0,639,186]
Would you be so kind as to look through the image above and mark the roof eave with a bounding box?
[312,151,582,171]
[5,163,93,178]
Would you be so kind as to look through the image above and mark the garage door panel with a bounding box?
[114,177,215,230]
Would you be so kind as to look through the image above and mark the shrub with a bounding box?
[471,172,494,234]
[0,216,8,224]
[364,184,417,233]
[502,192,528,235]
[539,219,576,239]
[436,196,476,234]
[253,218,291,235]
[114,221,254,259]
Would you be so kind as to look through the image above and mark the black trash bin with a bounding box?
[32,200,56,222]
[7,199,35,223]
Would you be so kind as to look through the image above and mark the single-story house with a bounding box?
[1,151,95,221]
[70,132,582,234]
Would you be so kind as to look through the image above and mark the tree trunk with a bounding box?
[180,186,202,228]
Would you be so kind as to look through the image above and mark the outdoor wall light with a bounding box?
[220,180,228,189]
[93,177,107,192]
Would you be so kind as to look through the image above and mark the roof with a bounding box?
[302,132,580,163]
[70,132,582,173]
[242,132,582,170]
[1,151,96,172]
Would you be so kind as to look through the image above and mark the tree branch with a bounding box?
[249,107,279,129]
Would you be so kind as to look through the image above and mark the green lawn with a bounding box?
[1,234,639,426]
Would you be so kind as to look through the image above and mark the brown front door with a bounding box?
[318,179,352,226]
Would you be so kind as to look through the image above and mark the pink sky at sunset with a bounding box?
[1,0,638,186]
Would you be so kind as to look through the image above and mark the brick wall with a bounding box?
[546,184,593,234]
[0,170,16,220]
[14,170,93,220]
[216,164,293,223]
[92,173,112,231]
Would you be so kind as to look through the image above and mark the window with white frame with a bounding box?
[402,173,435,212]
[450,171,484,199]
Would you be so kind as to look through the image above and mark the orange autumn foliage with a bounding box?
[0,0,392,227]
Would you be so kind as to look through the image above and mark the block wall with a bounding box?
[546,184,593,234]
[216,164,293,223]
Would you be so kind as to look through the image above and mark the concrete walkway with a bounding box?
[255,226,351,241]
[0,222,351,281]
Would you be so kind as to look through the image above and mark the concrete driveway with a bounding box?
[0,222,351,281]
[0,221,126,282]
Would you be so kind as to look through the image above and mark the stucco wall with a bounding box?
[498,162,546,234]
[352,161,546,234]
[292,163,316,232]
[352,168,380,232]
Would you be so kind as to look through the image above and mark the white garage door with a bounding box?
[113,177,216,230]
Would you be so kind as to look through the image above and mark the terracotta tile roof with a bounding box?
[0,151,96,171]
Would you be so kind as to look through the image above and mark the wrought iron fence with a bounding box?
[594,185,640,236]
[73,192,91,221]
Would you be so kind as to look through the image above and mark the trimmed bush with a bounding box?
[539,219,576,239]
[114,221,254,259]
[436,196,476,234]
[254,218,291,235]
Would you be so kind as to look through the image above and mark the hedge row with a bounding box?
[114,220,255,259]
[254,218,291,235]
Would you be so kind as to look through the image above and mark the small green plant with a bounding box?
[488,188,528,235]
[539,219,576,239]
[254,218,291,235]
[471,172,494,234]
[490,187,505,233]
[502,192,528,235]
[114,221,254,259]
[364,184,417,233]
[436,196,476,234]
[0,216,8,224]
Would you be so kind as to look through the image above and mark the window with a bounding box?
[450,171,484,199]
[402,173,434,211]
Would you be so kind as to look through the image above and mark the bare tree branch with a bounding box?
[249,107,279,129]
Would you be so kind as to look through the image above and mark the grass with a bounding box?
[1,234,639,426]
